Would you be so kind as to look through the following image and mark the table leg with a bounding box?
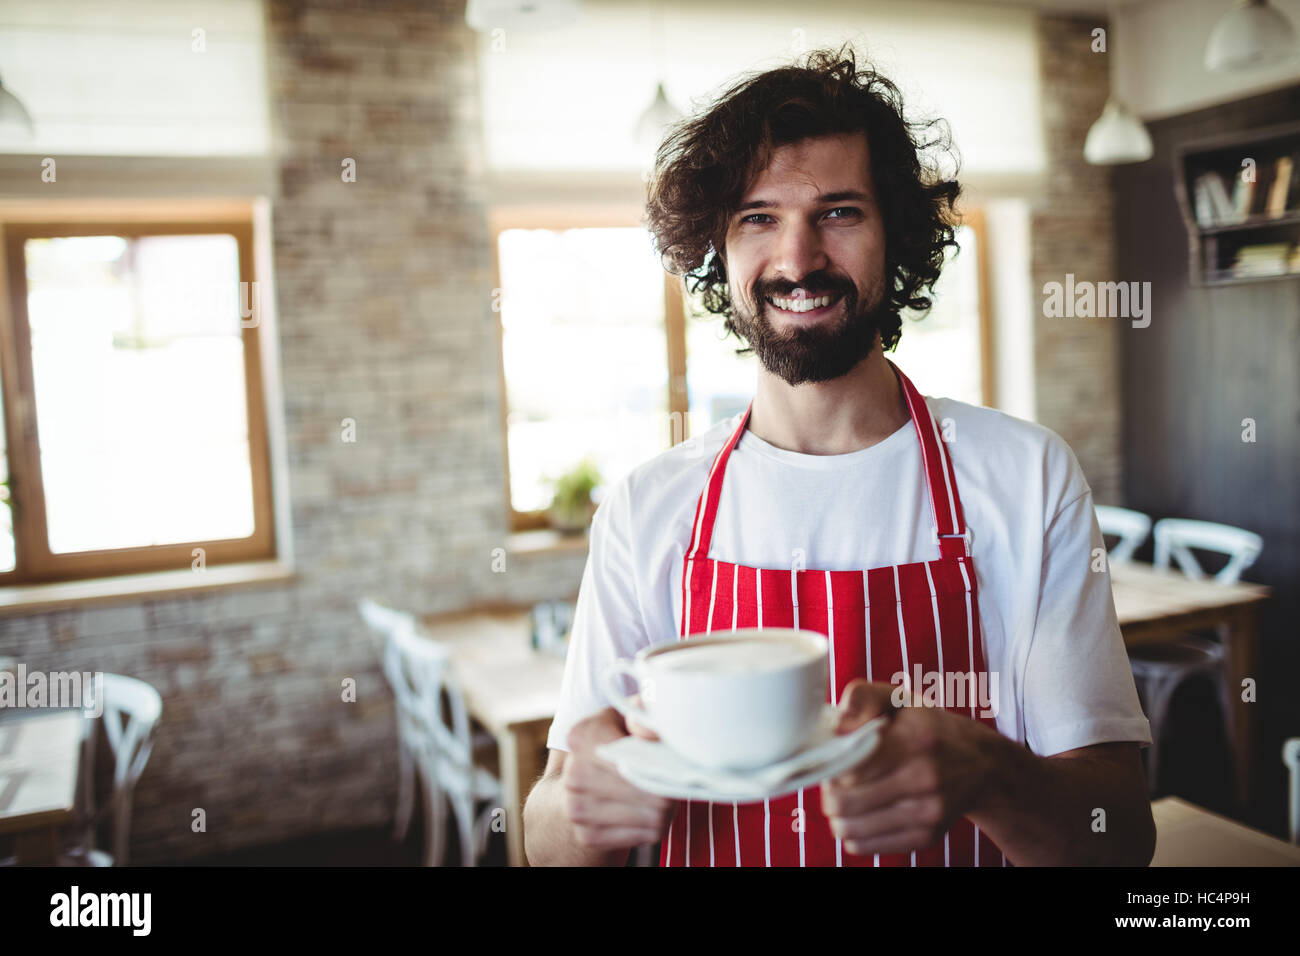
[1222,604,1261,810]
[498,722,548,867]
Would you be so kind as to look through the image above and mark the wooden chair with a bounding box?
[59,673,162,866]
[360,598,502,865]
[359,598,421,844]
[1153,519,1262,584]
[1129,519,1262,797]
[1095,504,1152,565]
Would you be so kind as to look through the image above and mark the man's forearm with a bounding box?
[523,776,631,867]
[967,731,1156,866]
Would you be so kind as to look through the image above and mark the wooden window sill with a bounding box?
[506,529,590,556]
[0,560,297,617]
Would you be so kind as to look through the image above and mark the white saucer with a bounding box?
[596,707,887,802]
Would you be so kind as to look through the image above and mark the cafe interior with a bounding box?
[0,0,1298,867]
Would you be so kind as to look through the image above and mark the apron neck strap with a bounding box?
[891,360,970,560]
[684,360,970,563]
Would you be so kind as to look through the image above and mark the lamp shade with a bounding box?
[634,81,684,155]
[1084,99,1153,165]
[1205,0,1299,71]
[0,77,34,140]
[466,0,581,33]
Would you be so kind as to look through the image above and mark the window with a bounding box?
[492,206,990,533]
[0,218,276,583]
[890,210,993,407]
[492,208,687,532]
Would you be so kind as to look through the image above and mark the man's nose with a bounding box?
[771,220,830,284]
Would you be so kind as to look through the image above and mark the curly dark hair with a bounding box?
[644,43,962,353]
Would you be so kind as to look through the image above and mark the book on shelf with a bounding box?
[1251,160,1275,217]
[1199,171,1237,224]
[1193,176,1217,227]
[1230,241,1292,277]
[1264,155,1294,218]
[1291,152,1300,213]
[1232,170,1256,219]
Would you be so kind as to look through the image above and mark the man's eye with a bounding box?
[740,208,859,225]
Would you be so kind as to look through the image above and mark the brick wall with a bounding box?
[0,5,1125,863]
[1032,14,1124,503]
[0,0,584,863]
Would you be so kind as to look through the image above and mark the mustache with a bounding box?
[756,276,855,300]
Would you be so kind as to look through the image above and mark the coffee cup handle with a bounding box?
[602,659,660,736]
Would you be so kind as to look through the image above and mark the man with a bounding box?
[523,45,1154,867]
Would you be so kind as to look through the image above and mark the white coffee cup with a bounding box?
[601,628,829,771]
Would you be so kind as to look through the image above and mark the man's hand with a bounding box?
[820,679,995,856]
[561,705,675,852]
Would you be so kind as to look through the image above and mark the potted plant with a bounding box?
[545,458,602,535]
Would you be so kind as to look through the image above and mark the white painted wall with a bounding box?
[479,0,1046,187]
[1115,0,1300,120]
[0,0,271,156]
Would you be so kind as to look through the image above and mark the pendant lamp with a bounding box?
[1084,98,1154,165]
[0,73,35,140]
[1205,0,1299,71]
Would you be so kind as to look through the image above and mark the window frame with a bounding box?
[962,206,996,409]
[0,216,276,584]
[490,203,992,533]
[490,205,689,533]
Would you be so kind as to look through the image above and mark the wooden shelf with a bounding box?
[1198,211,1300,234]
[1174,120,1300,286]
[1202,268,1299,287]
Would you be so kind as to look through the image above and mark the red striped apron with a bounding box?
[660,361,1007,867]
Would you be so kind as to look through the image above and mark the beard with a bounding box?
[729,271,893,386]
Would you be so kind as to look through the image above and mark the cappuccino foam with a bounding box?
[654,639,817,673]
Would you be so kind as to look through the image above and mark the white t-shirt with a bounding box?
[547,393,1153,758]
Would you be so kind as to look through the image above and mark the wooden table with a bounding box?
[1110,562,1270,808]
[0,709,86,864]
[420,606,564,867]
[1151,796,1300,865]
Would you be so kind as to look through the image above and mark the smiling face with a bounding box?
[722,131,891,385]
